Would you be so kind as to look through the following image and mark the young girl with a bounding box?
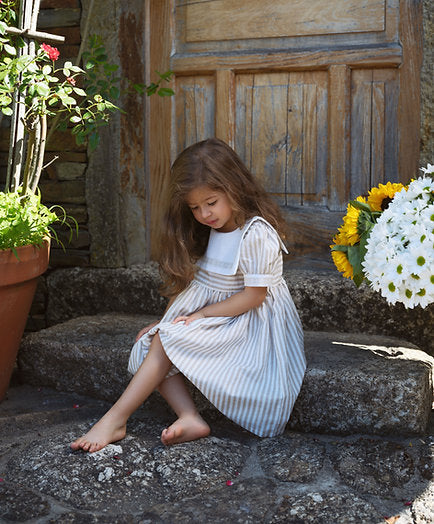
[71,138,306,452]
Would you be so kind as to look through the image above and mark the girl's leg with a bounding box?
[157,374,210,445]
[70,333,172,453]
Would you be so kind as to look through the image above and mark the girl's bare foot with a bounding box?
[70,414,127,453]
[161,413,210,446]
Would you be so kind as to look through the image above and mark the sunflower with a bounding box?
[367,182,405,212]
[330,230,353,279]
[331,250,353,279]
[340,196,367,245]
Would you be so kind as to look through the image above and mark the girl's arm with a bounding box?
[172,286,267,326]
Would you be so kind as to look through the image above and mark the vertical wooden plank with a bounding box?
[313,71,328,206]
[249,73,289,205]
[328,64,351,210]
[175,76,215,154]
[235,74,252,169]
[398,0,423,183]
[148,0,173,259]
[370,80,385,187]
[288,71,328,206]
[215,69,235,148]
[302,81,317,200]
[379,69,399,183]
[175,78,197,151]
[350,69,373,197]
[286,76,303,205]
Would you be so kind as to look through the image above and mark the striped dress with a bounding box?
[128,217,306,437]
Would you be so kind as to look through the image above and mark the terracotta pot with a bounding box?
[0,240,50,401]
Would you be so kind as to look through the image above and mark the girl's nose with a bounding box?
[201,207,211,219]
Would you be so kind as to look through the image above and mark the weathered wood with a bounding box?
[328,64,350,211]
[5,26,65,43]
[398,0,423,182]
[350,68,399,198]
[350,69,373,198]
[184,0,385,42]
[172,45,402,74]
[215,69,235,148]
[175,75,215,153]
[149,0,422,261]
[148,0,173,259]
[281,206,344,257]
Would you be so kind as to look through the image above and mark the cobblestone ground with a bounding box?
[0,385,433,523]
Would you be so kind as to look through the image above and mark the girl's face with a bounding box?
[186,186,237,232]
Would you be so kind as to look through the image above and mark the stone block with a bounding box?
[40,179,85,205]
[44,264,434,356]
[18,314,434,437]
[46,265,166,325]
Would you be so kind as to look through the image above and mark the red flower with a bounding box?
[40,43,60,61]
[66,77,76,86]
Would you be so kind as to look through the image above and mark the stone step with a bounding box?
[41,264,434,357]
[18,313,433,437]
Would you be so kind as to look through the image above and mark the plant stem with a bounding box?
[45,0,95,147]
[21,126,36,194]
[31,113,47,193]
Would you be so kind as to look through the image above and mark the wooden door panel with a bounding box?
[182,0,386,41]
[235,71,328,207]
[149,0,421,260]
[175,76,216,152]
[350,69,399,199]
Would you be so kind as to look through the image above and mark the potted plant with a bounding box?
[0,1,173,400]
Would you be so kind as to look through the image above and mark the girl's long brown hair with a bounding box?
[159,138,288,297]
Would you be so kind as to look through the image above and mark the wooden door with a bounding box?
[147,0,422,261]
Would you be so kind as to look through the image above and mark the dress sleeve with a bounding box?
[238,220,282,287]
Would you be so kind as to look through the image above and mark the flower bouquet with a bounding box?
[331,165,434,309]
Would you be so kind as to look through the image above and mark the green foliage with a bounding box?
[0,190,57,250]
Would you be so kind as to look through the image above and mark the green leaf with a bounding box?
[70,115,81,123]
[1,106,13,116]
[42,65,52,75]
[157,87,174,97]
[4,43,16,56]
[75,133,85,145]
[35,82,50,97]
[73,87,87,97]
[89,131,100,151]
[64,61,73,69]
[109,86,120,99]
[347,245,364,288]
[331,245,348,253]
[62,96,77,105]
[104,64,119,73]
[349,200,372,213]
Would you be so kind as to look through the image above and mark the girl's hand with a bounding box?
[172,311,205,326]
[135,320,159,342]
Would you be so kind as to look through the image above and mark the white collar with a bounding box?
[196,216,287,275]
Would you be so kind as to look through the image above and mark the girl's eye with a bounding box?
[208,201,217,206]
